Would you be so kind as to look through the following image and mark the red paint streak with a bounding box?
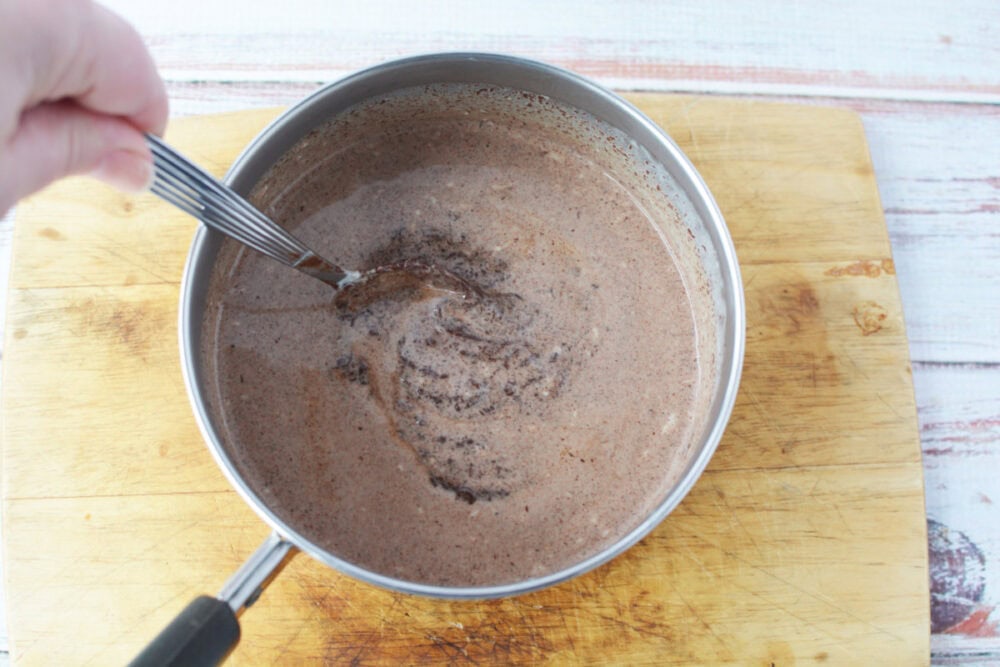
[921,416,1000,455]
[557,58,1000,97]
[932,437,996,445]
[945,607,999,637]
[922,417,1000,433]
[884,207,944,215]
[953,177,1000,190]
[884,207,1000,216]
[826,98,1000,116]
[161,78,1000,125]
[922,447,956,456]
[922,445,1000,457]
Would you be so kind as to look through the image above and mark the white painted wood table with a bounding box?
[1,1,998,664]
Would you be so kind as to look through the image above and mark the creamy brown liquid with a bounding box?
[202,85,712,586]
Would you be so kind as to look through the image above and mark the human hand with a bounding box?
[0,0,168,214]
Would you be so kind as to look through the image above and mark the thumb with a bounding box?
[1,100,153,205]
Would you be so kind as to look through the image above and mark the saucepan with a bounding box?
[130,53,745,666]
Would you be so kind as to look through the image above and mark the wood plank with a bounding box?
[859,101,1000,365]
[2,97,929,663]
[99,0,1000,102]
[166,81,319,117]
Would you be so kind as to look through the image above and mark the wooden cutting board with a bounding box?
[2,95,929,665]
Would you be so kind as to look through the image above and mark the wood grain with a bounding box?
[2,97,929,664]
[4,466,926,665]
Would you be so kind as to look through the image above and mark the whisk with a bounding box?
[146,133,482,307]
[146,133,359,289]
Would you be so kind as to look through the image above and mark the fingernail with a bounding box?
[91,149,154,194]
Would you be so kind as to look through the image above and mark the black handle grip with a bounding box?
[128,595,240,667]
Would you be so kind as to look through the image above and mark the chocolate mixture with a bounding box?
[201,85,711,586]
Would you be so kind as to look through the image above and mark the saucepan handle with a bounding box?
[129,532,295,667]
[127,596,239,667]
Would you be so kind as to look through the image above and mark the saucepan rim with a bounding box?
[178,52,745,599]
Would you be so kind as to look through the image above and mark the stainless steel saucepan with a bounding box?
[130,53,745,666]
